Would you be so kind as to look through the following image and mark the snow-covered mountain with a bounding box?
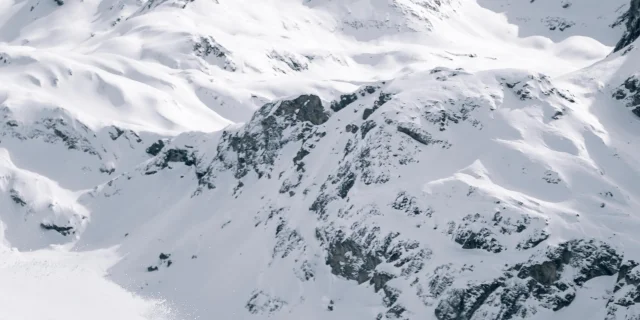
[2,0,640,319]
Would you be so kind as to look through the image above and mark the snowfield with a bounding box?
[0,246,175,320]
[1,0,640,319]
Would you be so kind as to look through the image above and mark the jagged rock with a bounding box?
[362,92,393,120]
[40,223,74,236]
[613,74,640,116]
[414,264,456,305]
[205,94,328,183]
[332,93,358,112]
[337,172,356,198]
[331,85,379,112]
[385,304,407,319]
[9,189,26,206]
[606,260,640,319]
[423,99,482,131]
[267,50,309,72]
[454,227,504,253]
[543,17,575,31]
[272,224,304,259]
[193,36,236,71]
[273,95,329,126]
[360,120,377,139]
[371,271,395,292]
[517,239,621,286]
[345,124,359,134]
[146,140,165,156]
[391,191,423,216]
[614,0,640,52]
[245,291,287,315]
[162,149,195,167]
[109,126,125,140]
[327,238,381,284]
[436,239,622,320]
[397,124,448,147]
[516,229,550,250]
[327,299,334,311]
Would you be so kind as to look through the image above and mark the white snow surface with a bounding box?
[1,0,640,319]
[0,246,176,320]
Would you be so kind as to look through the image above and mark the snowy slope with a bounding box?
[2,0,640,319]
[0,246,175,320]
[477,0,631,45]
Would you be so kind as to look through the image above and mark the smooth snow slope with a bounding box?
[0,246,176,320]
[1,0,640,319]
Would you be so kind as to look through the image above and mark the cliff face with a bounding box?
[615,0,640,52]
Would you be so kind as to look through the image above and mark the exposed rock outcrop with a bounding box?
[614,0,640,52]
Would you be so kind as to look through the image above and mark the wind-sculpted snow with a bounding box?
[3,0,640,319]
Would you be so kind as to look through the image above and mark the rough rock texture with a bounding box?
[435,239,622,320]
[606,260,640,319]
[615,0,640,52]
[613,74,640,116]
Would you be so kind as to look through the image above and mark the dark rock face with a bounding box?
[612,74,640,116]
[245,291,287,315]
[518,239,621,287]
[360,120,377,139]
[614,0,640,52]
[327,238,382,284]
[201,94,328,187]
[194,36,226,58]
[109,126,125,140]
[193,36,236,71]
[397,125,433,145]
[337,172,356,198]
[391,191,428,216]
[435,239,622,320]
[40,223,74,236]
[423,100,482,131]
[330,85,379,112]
[10,189,26,206]
[435,280,505,320]
[146,140,165,156]
[606,260,640,319]
[516,230,550,250]
[274,95,329,126]
[162,149,196,168]
[267,51,309,72]
[371,271,395,292]
[320,224,433,318]
[345,124,359,134]
[362,92,393,120]
[332,93,358,112]
[397,124,450,148]
[41,118,97,155]
[454,228,504,253]
[143,146,204,182]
